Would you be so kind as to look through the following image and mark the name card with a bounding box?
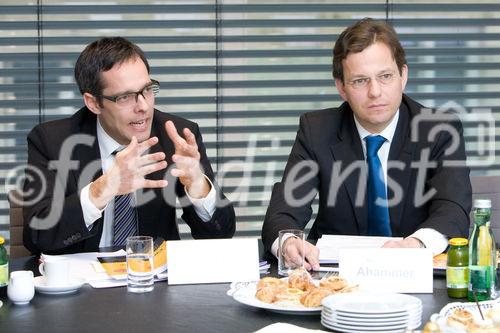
[167,238,260,285]
[338,248,433,293]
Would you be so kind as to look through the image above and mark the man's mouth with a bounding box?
[130,119,147,127]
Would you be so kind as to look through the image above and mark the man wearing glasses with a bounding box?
[262,18,471,270]
[23,37,235,254]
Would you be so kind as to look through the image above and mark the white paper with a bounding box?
[167,238,260,285]
[338,248,433,293]
[253,323,328,333]
[316,235,403,263]
[41,250,125,283]
[41,250,170,289]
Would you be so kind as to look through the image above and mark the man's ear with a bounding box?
[335,78,347,101]
[83,93,101,115]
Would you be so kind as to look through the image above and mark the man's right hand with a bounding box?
[282,237,320,271]
[89,136,168,209]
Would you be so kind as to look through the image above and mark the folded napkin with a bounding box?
[253,323,328,333]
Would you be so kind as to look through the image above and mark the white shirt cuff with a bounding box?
[271,238,280,258]
[184,175,216,222]
[408,228,449,255]
[80,183,106,229]
[270,233,298,259]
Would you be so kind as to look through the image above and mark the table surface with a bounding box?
[0,255,455,333]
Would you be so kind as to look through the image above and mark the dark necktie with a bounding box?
[111,150,138,246]
[365,135,391,236]
[113,193,138,246]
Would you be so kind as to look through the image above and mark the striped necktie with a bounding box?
[113,192,138,246]
[365,135,391,236]
[111,149,138,246]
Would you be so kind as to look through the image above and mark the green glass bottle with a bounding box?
[447,238,469,298]
[0,236,8,293]
[468,199,497,301]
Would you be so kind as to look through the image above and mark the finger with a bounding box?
[140,179,168,189]
[172,155,199,168]
[286,242,305,267]
[304,245,320,270]
[136,136,159,155]
[139,161,167,177]
[138,152,166,166]
[381,240,397,248]
[183,127,198,147]
[303,261,313,271]
[165,121,186,148]
[172,137,199,157]
[118,136,139,156]
[170,168,185,178]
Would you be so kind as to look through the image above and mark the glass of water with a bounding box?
[126,236,154,293]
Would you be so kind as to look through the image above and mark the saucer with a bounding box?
[34,276,85,295]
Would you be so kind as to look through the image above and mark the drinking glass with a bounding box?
[278,229,305,276]
[126,236,154,293]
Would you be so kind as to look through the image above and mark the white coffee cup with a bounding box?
[39,258,69,286]
[7,270,35,305]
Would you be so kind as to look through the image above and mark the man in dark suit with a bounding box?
[23,37,235,255]
[262,18,471,270]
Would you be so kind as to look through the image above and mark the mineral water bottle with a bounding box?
[468,199,497,301]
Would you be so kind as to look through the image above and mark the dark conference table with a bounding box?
[0,254,453,333]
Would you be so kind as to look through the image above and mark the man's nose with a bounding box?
[134,92,149,111]
[367,79,382,98]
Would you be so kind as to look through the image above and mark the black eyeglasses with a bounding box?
[99,79,160,107]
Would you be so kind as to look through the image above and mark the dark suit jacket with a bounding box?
[23,107,235,255]
[262,95,471,252]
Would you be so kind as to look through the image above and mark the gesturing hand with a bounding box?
[165,120,210,198]
[90,136,168,209]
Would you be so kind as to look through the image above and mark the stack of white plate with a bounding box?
[321,292,422,333]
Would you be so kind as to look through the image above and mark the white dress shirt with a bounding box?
[80,119,216,247]
[353,111,448,255]
[271,111,448,257]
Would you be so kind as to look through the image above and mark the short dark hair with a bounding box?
[333,18,407,82]
[74,37,150,101]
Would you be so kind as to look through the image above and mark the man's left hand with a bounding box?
[382,237,424,248]
[165,120,210,198]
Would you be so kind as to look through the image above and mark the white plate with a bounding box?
[431,298,500,333]
[34,276,85,295]
[227,281,321,315]
[321,314,409,329]
[320,319,408,333]
[324,315,409,327]
[322,291,422,315]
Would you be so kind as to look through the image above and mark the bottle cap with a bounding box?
[474,199,492,208]
[0,237,4,245]
[449,238,468,246]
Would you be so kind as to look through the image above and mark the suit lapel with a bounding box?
[329,106,368,234]
[387,101,415,233]
[73,110,102,189]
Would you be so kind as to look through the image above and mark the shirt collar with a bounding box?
[96,119,125,158]
[353,110,400,144]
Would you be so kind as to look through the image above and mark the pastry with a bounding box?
[287,268,313,291]
[446,308,474,330]
[256,277,287,290]
[255,286,278,303]
[319,275,348,292]
[300,288,332,307]
[275,288,305,303]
